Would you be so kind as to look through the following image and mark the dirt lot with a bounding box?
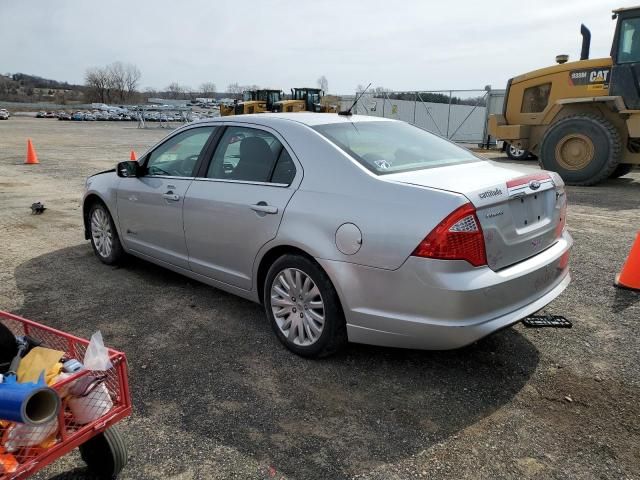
[0,116,639,479]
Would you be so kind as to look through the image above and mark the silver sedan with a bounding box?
[83,113,572,357]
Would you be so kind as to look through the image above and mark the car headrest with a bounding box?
[239,136,272,160]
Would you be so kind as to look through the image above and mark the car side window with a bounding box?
[271,148,296,185]
[207,126,283,182]
[146,126,215,177]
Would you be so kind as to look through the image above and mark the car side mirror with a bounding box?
[117,160,141,178]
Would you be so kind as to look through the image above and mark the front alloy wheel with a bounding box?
[88,203,124,265]
[91,207,113,259]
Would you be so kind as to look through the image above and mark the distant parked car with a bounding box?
[58,112,71,121]
[72,112,85,121]
[0,109,9,120]
[84,113,96,121]
[45,111,56,118]
[36,111,46,118]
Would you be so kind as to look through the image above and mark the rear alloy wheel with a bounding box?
[89,202,124,265]
[540,114,621,185]
[265,255,346,358]
[505,142,531,160]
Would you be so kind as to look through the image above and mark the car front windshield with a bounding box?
[313,121,480,175]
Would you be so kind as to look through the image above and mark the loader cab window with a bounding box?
[521,83,551,113]
[617,17,640,63]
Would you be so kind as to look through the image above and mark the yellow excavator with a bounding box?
[273,88,338,113]
[220,89,283,116]
[489,6,640,185]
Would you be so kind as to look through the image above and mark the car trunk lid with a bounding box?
[386,161,566,271]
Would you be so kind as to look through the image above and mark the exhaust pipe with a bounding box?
[580,24,591,60]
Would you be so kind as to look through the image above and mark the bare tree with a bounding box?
[85,67,111,103]
[123,64,141,100]
[108,62,126,102]
[373,86,390,96]
[85,62,141,103]
[200,82,217,97]
[226,82,243,95]
[317,75,328,92]
[166,82,185,99]
[226,83,261,99]
[184,86,197,100]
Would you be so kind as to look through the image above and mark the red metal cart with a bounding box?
[0,311,132,479]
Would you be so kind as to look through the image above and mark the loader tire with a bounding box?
[539,114,621,186]
[609,163,634,178]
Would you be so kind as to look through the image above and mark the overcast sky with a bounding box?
[0,0,634,94]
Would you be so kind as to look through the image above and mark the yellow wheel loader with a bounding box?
[220,89,283,116]
[273,88,338,113]
[489,7,640,185]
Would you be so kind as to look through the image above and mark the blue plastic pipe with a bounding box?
[0,374,60,424]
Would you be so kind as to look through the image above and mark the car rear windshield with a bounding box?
[313,121,480,175]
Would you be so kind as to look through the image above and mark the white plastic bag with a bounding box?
[83,331,112,371]
[4,419,58,452]
[68,380,113,425]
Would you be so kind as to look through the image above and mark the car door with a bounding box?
[116,125,217,268]
[183,124,300,290]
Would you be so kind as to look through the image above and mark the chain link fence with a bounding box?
[339,89,505,146]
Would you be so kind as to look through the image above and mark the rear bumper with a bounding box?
[318,230,572,350]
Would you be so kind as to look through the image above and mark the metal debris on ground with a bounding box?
[30,202,46,214]
[522,314,572,328]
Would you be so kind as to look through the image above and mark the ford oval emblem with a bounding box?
[529,180,541,190]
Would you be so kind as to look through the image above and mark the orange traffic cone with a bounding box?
[615,232,640,291]
[130,150,137,161]
[25,139,39,164]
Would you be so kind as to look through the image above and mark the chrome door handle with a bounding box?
[162,191,180,201]
[250,203,278,214]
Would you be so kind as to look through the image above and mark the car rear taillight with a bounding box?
[412,203,487,267]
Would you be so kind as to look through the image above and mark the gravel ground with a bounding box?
[0,117,639,480]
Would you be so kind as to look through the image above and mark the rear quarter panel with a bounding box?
[262,121,469,271]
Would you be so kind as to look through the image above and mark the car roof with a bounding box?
[192,112,395,127]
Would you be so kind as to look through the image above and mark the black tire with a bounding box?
[539,114,621,186]
[264,254,347,358]
[505,142,531,160]
[79,426,128,479]
[0,322,17,374]
[609,163,634,178]
[88,202,124,265]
